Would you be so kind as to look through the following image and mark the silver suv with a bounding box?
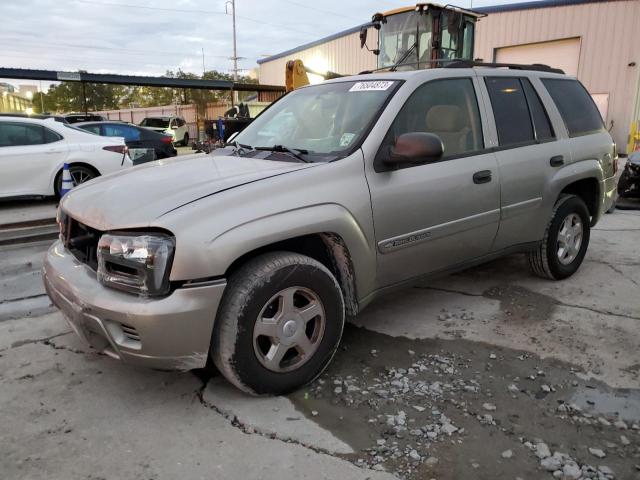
[44,66,617,395]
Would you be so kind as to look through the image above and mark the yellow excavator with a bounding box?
[285,3,484,92]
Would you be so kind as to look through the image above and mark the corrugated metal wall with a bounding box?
[258,28,377,86]
[258,1,640,152]
[475,0,640,152]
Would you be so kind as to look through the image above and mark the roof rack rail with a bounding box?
[444,60,565,74]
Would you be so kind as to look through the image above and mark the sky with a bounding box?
[0,0,525,91]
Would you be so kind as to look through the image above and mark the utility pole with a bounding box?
[39,80,44,113]
[225,0,239,104]
[225,0,239,81]
[201,48,206,76]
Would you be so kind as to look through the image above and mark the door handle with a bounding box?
[550,155,564,167]
[473,170,492,184]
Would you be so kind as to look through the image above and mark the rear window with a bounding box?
[541,79,604,137]
[140,118,169,128]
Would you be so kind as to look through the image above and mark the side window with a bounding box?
[120,126,141,142]
[0,122,46,147]
[103,124,140,141]
[381,78,484,163]
[43,127,63,144]
[485,77,534,147]
[521,78,555,142]
[541,78,604,137]
[82,125,102,135]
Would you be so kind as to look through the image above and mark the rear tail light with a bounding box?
[103,145,128,155]
[160,136,173,144]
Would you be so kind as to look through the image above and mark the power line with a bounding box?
[0,50,225,72]
[76,0,225,15]
[279,0,362,21]
[1,39,228,59]
[0,37,259,60]
[73,0,321,37]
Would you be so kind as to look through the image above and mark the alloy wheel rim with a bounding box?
[557,213,583,265]
[252,286,325,373]
[70,169,92,186]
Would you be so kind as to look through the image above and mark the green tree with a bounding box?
[33,69,259,114]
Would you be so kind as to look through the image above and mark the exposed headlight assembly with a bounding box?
[97,233,175,296]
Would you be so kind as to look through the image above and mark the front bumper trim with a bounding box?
[43,241,226,370]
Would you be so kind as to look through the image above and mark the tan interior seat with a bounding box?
[425,105,471,157]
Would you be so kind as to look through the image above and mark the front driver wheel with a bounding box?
[528,195,591,280]
[182,133,189,147]
[211,252,345,395]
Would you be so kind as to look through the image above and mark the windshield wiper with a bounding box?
[226,140,254,156]
[390,41,418,71]
[254,145,311,163]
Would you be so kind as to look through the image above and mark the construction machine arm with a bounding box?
[285,60,345,92]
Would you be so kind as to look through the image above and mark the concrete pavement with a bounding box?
[0,210,638,479]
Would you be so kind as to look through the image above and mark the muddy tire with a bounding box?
[528,195,590,280]
[211,252,345,396]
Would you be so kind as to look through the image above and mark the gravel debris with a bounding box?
[588,447,606,458]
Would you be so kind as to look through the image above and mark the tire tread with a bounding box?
[212,251,344,395]
[528,194,581,280]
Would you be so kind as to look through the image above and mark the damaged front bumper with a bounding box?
[43,241,226,370]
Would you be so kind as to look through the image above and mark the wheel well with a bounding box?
[224,233,359,316]
[54,162,101,194]
[559,178,599,218]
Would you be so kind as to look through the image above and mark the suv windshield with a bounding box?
[140,118,169,128]
[233,80,399,160]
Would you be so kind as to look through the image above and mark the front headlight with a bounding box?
[97,233,175,297]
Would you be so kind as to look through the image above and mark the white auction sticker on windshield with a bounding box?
[349,81,394,92]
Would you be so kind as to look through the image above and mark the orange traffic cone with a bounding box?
[60,163,74,196]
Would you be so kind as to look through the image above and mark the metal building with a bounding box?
[257,0,640,153]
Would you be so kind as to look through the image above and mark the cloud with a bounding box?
[0,0,522,81]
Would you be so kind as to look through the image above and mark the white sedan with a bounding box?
[0,116,132,199]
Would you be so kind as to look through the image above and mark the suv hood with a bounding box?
[61,153,313,231]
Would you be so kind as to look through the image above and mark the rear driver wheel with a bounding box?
[528,195,590,280]
[211,252,345,395]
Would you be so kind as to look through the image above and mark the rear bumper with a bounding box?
[43,241,226,370]
[598,174,618,220]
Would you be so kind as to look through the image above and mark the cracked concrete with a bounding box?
[0,313,394,480]
[352,210,640,388]
[201,376,355,454]
[0,210,638,479]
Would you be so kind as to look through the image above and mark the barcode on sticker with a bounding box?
[349,81,394,92]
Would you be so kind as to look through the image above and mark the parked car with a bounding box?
[44,66,617,395]
[615,151,640,205]
[64,113,107,124]
[0,116,132,198]
[0,113,68,123]
[139,116,189,146]
[76,121,177,163]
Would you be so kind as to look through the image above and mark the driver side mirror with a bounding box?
[385,132,444,166]
[359,27,368,48]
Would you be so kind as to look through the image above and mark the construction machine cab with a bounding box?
[361,3,483,70]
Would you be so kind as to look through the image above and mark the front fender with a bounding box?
[172,203,377,303]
